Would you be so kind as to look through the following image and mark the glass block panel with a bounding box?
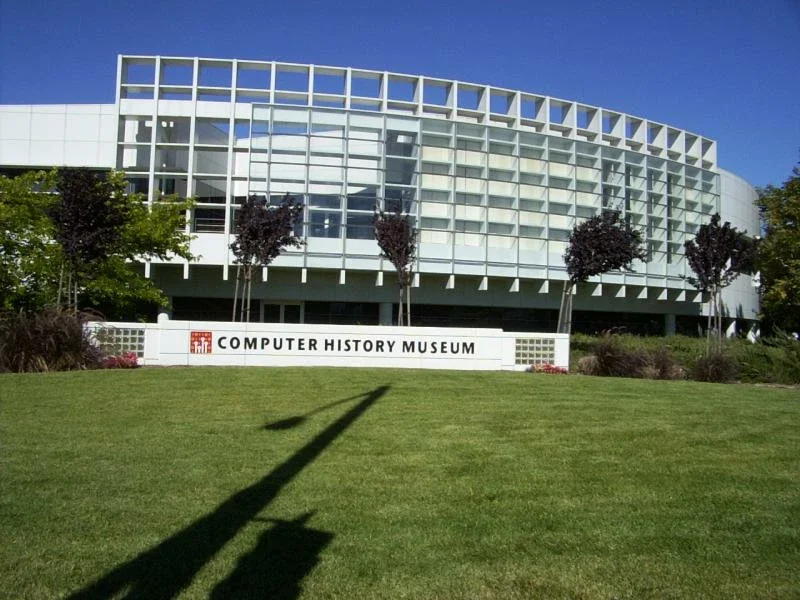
[515,337,556,365]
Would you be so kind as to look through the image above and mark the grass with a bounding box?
[1,368,798,599]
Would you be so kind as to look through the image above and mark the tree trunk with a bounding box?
[65,269,73,312]
[397,283,404,326]
[706,289,714,354]
[406,270,411,327]
[57,262,64,307]
[557,281,574,334]
[245,274,252,323]
[232,264,241,321]
[240,267,251,323]
[565,287,573,334]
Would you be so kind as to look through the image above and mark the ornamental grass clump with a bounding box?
[689,347,739,383]
[590,333,649,378]
[0,308,102,373]
[578,334,684,380]
[644,345,685,380]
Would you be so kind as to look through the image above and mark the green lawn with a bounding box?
[1,368,798,599]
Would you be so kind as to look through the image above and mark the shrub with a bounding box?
[573,331,798,384]
[773,335,800,384]
[659,335,708,367]
[737,334,800,384]
[591,334,649,378]
[575,354,600,376]
[647,346,685,380]
[578,334,684,380]
[569,332,595,358]
[0,308,102,373]
[735,343,780,383]
[689,348,739,383]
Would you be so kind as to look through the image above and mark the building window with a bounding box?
[309,211,341,238]
[346,213,374,240]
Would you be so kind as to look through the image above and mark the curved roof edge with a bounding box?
[118,55,719,170]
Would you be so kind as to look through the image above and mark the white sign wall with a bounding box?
[93,321,570,371]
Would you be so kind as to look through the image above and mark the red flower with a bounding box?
[528,363,568,375]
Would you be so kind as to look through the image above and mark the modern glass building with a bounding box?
[0,55,760,333]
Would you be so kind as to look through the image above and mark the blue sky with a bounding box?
[0,0,797,187]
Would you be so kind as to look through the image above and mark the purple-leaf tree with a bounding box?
[684,213,757,348]
[374,209,417,326]
[558,210,646,333]
[230,194,304,322]
[50,168,129,310]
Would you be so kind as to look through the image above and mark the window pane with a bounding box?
[309,211,341,238]
[346,213,374,239]
[386,131,417,157]
[347,195,376,211]
[308,194,341,209]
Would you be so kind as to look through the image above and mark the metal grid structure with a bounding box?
[117,56,718,290]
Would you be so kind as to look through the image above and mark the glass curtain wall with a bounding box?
[117,101,718,277]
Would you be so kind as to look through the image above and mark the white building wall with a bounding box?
[719,168,760,322]
[0,104,116,169]
[720,168,760,233]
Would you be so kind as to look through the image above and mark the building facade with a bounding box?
[0,55,760,333]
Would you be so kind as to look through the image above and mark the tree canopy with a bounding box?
[0,168,193,320]
[557,211,646,333]
[52,169,133,309]
[564,211,646,285]
[558,211,646,333]
[684,213,757,293]
[684,213,757,345]
[757,165,800,332]
[231,194,304,270]
[0,170,60,311]
[230,194,304,322]
[52,170,129,276]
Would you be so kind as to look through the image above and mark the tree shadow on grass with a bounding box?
[262,393,371,431]
[67,385,388,600]
[210,512,332,600]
